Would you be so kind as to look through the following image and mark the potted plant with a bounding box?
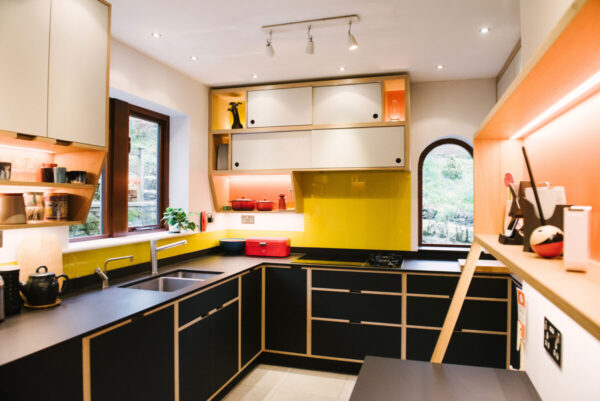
[161,207,196,233]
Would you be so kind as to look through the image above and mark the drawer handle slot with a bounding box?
[349,320,361,325]
[349,289,361,294]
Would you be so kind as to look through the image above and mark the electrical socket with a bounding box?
[544,317,562,367]
[241,215,255,224]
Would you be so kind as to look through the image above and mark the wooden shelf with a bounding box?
[0,220,83,230]
[475,233,600,341]
[219,210,297,214]
[210,166,410,176]
[210,121,406,135]
[0,180,94,190]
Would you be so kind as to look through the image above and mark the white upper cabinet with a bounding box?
[313,83,382,125]
[311,126,405,169]
[0,0,51,137]
[247,87,312,128]
[232,131,312,170]
[47,0,109,147]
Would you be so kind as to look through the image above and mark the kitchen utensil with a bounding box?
[278,194,286,210]
[245,237,291,257]
[53,167,66,183]
[23,192,44,221]
[0,265,21,315]
[0,275,4,322]
[256,199,274,211]
[522,147,545,225]
[0,162,11,180]
[0,193,26,224]
[229,197,255,211]
[201,211,208,232]
[216,144,229,170]
[220,238,246,255]
[66,170,87,184]
[16,233,63,282]
[44,192,69,220]
[19,266,69,307]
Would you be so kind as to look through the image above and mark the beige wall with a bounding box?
[497,47,522,100]
[109,39,212,214]
[409,79,496,250]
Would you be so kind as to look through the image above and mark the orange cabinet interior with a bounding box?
[383,79,407,122]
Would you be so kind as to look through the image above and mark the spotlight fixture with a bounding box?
[150,32,162,38]
[347,21,358,50]
[435,64,445,70]
[305,25,314,55]
[479,26,491,34]
[265,30,275,57]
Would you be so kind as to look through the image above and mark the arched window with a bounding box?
[419,138,474,247]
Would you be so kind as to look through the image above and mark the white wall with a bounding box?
[523,282,600,401]
[520,0,575,67]
[497,47,522,100]
[109,39,212,214]
[410,79,496,250]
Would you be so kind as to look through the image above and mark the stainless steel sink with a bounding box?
[164,270,223,281]
[122,276,200,292]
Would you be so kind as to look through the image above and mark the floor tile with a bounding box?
[239,364,292,389]
[337,378,357,401]
[221,384,274,401]
[267,388,338,401]
[276,368,347,398]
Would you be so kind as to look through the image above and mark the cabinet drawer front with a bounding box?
[179,279,238,326]
[312,291,402,324]
[232,131,312,170]
[247,87,312,127]
[312,269,402,293]
[406,328,439,361]
[407,297,507,331]
[313,83,382,125]
[407,274,508,299]
[311,126,405,168]
[312,320,401,360]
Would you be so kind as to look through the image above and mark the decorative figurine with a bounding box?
[228,102,244,129]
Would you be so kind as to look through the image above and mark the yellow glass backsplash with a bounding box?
[62,171,411,278]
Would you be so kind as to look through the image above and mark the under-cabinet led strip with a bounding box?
[0,144,55,154]
[510,69,600,140]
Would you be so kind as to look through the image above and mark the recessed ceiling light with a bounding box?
[338,66,345,71]
[190,56,198,61]
[479,27,491,34]
[435,64,445,70]
[252,73,259,79]
[150,32,162,38]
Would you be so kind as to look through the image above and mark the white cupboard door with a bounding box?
[232,131,312,170]
[311,126,405,168]
[0,0,51,137]
[313,83,382,125]
[47,0,109,147]
[247,87,312,128]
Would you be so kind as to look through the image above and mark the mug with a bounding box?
[53,167,66,184]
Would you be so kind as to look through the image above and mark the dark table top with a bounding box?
[350,357,541,401]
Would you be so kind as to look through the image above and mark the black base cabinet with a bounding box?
[179,301,239,401]
[312,320,402,360]
[241,268,262,366]
[90,306,175,401]
[265,267,307,354]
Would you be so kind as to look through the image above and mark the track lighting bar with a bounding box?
[261,14,359,33]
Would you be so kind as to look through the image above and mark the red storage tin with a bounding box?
[245,237,291,257]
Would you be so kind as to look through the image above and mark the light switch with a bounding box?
[241,215,255,224]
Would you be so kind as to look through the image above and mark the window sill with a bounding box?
[418,246,472,252]
[64,230,197,254]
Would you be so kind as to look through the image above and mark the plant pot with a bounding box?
[168,225,181,233]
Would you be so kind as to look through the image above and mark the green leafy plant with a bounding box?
[161,207,196,232]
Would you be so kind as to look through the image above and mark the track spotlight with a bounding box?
[265,31,275,57]
[305,26,314,55]
[347,21,358,51]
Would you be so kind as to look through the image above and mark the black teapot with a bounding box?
[19,266,69,306]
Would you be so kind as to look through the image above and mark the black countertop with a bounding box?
[0,253,496,366]
[350,357,541,401]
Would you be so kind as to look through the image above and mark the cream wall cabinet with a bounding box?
[47,0,109,147]
[232,131,312,170]
[247,87,312,128]
[313,83,382,125]
[0,0,51,137]
[311,126,405,168]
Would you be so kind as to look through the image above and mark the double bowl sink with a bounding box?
[120,270,224,292]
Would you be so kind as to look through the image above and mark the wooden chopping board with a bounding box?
[17,233,63,281]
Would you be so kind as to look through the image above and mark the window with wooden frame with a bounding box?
[418,138,473,247]
[69,99,169,240]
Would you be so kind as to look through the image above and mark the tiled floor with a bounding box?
[222,364,357,401]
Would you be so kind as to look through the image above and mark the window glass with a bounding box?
[421,143,473,245]
[128,115,160,228]
[69,173,104,238]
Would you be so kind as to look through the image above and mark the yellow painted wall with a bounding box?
[230,171,412,250]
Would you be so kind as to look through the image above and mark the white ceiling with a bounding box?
[109,0,520,87]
